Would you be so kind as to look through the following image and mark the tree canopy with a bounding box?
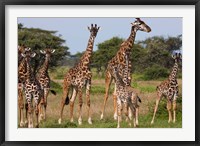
[18,23,70,71]
[91,35,182,79]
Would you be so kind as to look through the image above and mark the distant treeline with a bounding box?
[18,24,182,79]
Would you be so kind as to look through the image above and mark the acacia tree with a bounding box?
[91,37,124,73]
[91,35,182,79]
[18,23,70,71]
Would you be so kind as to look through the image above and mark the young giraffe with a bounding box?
[58,24,100,125]
[113,67,139,128]
[36,48,56,122]
[101,18,151,120]
[113,53,140,128]
[21,50,43,128]
[18,46,31,127]
[151,53,182,124]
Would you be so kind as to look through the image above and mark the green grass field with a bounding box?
[18,67,182,128]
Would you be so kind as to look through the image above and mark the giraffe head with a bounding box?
[18,45,31,62]
[172,52,182,63]
[40,48,55,61]
[131,18,151,33]
[21,48,36,62]
[88,24,100,38]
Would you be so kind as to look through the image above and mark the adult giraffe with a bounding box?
[18,46,31,127]
[100,18,151,120]
[151,53,182,124]
[58,24,100,125]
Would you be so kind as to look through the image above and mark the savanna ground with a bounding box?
[18,66,182,128]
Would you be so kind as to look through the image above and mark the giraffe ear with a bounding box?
[87,26,90,31]
[25,47,31,51]
[31,52,36,58]
[131,22,136,26]
[40,50,46,54]
[21,53,26,57]
[178,53,182,59]
[172,54,176,59]
[51,49,55,53]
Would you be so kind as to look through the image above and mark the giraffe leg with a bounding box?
[100,70,112,120]
[86,79,92,124]
[34,91,40,128]
[135,107,139,126]
[43,88,50,121]
[69,87,77,123]
[38,97,44,123]
[151,92,161,124]
[25,91,33,128]
[28,104,33,128]
[167,100,172,123]
[58,81,70,124]
[117,99,122,128]
[133,108,137,128]
[173,100,177,123]
[113,83,118,120]
[78,89,83,125]
[18,84,24,127]
[35,103,39,128]
[127,107,132,121]
[25,102,28,126]
[27,103,33,128]
[124,104,131,127]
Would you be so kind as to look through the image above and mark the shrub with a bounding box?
[143,65,169,80]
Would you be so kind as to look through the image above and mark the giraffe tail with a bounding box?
[127,97,136,113]
[65,96,70,105]
[137,96,142,103]
[50,90,57,95]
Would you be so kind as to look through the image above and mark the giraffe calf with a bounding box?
[113,67,139,128]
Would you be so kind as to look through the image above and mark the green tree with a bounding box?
[18,23,70,71]
[91,37,124,71]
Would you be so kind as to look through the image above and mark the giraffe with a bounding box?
[18,45,26,65]
[113,66,139,128]
[58,24,100,125]
[100,18,151,120]
[18,46,31,127]
[21,50,43,128]
[36,48,56,123]
[151,53,182,124]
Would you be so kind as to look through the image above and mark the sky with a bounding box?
[18,17,182,55]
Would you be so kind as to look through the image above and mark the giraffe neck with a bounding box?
[124,26,137,49]
[114,69,125,87]
[80,34,95,66]
[26,59,34,82]
[169,62,178,80]
[39,56,50,74]
[19,58,27,71]
[123,54,129,85]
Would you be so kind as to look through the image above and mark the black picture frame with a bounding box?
[0,0,199,146]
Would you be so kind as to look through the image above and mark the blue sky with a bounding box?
[18,17,182,55]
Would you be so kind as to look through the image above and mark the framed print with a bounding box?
[1,0,200,146]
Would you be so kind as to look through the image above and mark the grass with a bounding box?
[18,67,182,128]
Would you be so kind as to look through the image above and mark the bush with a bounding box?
[143,65,169,80]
